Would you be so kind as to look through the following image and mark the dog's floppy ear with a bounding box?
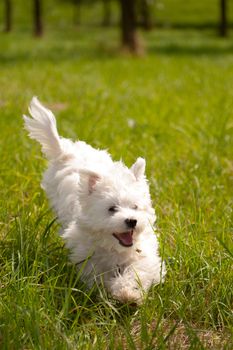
[131,157,146,180]
[79,169,101,194]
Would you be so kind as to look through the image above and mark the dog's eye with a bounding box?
[133,205,138,210]
[109,205,118,213]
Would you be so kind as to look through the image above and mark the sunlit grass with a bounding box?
[0,7,233,349]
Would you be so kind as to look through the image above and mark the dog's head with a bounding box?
[78,158,156,250]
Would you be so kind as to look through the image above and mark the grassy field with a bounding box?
[0,1,233,349]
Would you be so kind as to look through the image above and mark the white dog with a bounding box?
[23,97,165,303]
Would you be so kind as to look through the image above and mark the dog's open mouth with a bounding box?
[113,230,133,247]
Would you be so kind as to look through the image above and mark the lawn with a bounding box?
[0,1,233,349]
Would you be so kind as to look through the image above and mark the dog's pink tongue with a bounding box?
[118,231,133,246]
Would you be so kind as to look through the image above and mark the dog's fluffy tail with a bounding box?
[23,97,62,160]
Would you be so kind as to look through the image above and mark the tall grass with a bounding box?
[0,2,233,348]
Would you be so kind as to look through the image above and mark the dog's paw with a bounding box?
[112,287,142,305]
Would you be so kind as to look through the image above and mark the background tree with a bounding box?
[102,0,111,26]
[119,0,142,54]
[72,0,82,26]
[33,0,43,37]
[137,0,153,30]
[4,0,12,32]
[219,0,228,37]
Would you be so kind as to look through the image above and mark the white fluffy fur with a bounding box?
[23,97,166,303]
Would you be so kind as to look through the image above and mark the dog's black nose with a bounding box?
[125,219,137,229]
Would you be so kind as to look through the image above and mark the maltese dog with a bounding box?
[23,97,166,304]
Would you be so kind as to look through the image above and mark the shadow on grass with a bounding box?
[0,44,117,65]
[1,28,233,66]
[148,42,233,56]
[155,21,233,30]
[2,43,233,67]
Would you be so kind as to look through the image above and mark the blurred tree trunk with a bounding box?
[33,0,43,37]
[73,0,81,26]
[139,0,153,30]
[102,0,111,26]
[219,0,227,37]
[4,0,12,32]
[119,0,142,54]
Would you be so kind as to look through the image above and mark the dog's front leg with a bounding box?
[105,266,148,304]
[106,257,164,304]
[106,272,143,304]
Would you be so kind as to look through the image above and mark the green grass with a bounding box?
[0,2,233,349]
[154,0,233,28]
